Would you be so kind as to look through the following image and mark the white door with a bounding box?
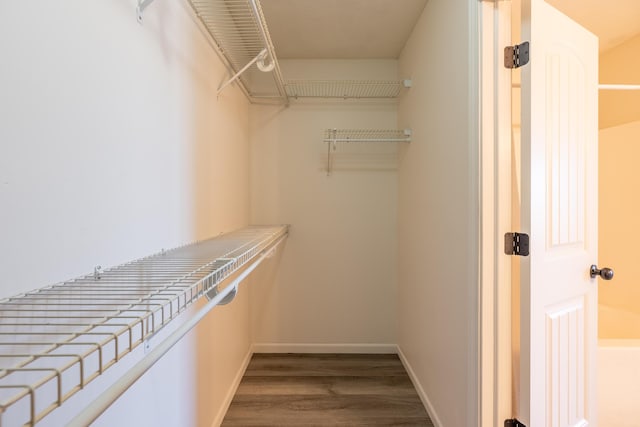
[519,0,598,426]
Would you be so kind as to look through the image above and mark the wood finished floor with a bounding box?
[222,353,434,426]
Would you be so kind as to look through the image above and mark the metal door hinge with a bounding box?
[504,42,530,69]
[505,232,529,256]
[505,419,527,427]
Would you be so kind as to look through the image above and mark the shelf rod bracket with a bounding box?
[136,0,157,23]
[327,129,337,176]
[247,0,288,101]
[217,49,268,97]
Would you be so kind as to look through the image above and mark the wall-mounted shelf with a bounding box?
[323,129,411,175]
[286,80,412,100]
[324,129,412,144]
[0,225,287,426]
[137,1,412,104]
[188,0,287,101]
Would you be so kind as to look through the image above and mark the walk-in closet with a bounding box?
[0,1,478,426]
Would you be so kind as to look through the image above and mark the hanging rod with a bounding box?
[0,225,288,426]
[599,84,640,91]
[513,83,640,91]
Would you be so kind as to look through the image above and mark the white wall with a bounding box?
[249,60,398,350]
[0,1,251,425]
[599,120,640,339]
[397,0,478,426]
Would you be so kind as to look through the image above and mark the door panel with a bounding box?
[520,0,598,426]
[546,49,587,249]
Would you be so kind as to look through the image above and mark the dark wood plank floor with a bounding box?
[222,353,434,426]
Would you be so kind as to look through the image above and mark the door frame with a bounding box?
[479,0,514,425]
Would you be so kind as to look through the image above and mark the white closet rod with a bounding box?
[513,83,640,91]
[67,232,287,427]
[599,84,640,91]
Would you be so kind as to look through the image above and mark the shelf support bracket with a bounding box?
[326,129,337,176]
[217,49,269,97]
[136,0,157,23]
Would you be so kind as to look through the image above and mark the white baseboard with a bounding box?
[210,346,254,427]
[251,343,397,354]
[397,346,443,427]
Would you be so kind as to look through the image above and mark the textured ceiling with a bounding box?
[261,0,428,59]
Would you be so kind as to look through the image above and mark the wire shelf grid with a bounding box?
[323,129,412,144]
[188,0,287,100]
[286,80,404,99]
[0,225,287,426]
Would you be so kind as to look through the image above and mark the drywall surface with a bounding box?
[397,0,477,426]
[0,2,250,426]
[249,59,398,349]
[599,120,640,339]
[599,34,640,129]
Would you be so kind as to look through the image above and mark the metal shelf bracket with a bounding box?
[217,49,272,97]
[136,0,157,23]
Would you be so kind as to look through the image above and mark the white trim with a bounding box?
[397,346,443,427]
[468,1,482,426]
[251,343,397,354]
[210,346,254,427]
[468,0,482,426]
[479,1,497,424]
[479,0,514,425]
[494,1,514,424]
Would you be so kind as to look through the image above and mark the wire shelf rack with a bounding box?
[286,80,407,99]
[323,129,412,144]
[188,0,287,101]
[0,225,288,426]
[138,2,412,103]
[323,129,411,175]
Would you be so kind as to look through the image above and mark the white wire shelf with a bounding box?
[324,129,412,144]
[285,80,410,99]
[0,225,288,426]
[187,0,287,101]
[138,2,413,103]
[323,129,411,175]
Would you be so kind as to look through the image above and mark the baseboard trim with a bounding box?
[210,346,254,427]
[251,343,397,354]
[397,345,443,427]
